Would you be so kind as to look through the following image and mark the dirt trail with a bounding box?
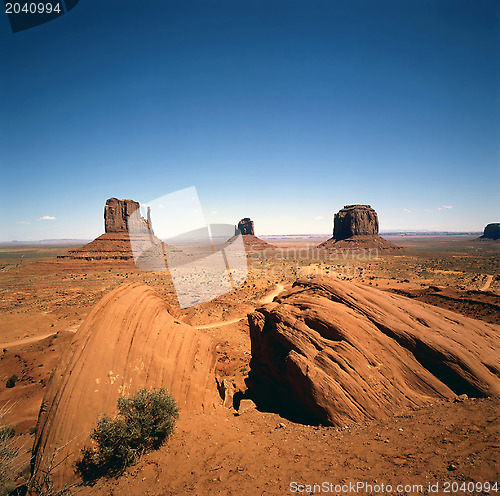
[480,274,494,291]
[0,333,56,349]
[0,329,78,349]
[0,285,287,346]
[195,283,285,329]
[195,317,245,329]
[259,283,285,304]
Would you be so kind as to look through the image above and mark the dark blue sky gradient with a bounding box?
[1,0,498,239]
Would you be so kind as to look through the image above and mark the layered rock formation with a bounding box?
[104,197,153,235]
[238,218,254,235]
[59,198,183,265]
[479,223,500,240]
[31,283,219,488]
[318,205,400,251]
[247,277,500,426]
[333,204,378,240]
[236,217,276,252]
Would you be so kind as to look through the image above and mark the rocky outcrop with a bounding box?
[480,223,500,240]
[58,232,144,261]
[233,218,276,252]
[318,205,400,251]
[59,198,186,264]
[238,218,255,235]
[31,283,219,488]
[247,277,500,426]
[104,198,153,235]
[333,205,378,240]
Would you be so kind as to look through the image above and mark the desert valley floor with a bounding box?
[0,234,498,496]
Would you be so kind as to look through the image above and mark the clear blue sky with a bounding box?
[1,0,499,240]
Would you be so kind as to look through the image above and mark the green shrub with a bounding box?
[5,376,18,389]
[0,427,14,442]
[76,388,179,483]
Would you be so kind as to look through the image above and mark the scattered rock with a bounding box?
[237,399,257,415]
[454,394,468,403]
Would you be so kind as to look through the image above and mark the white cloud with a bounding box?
[16,221,31,225]
[438,205,453,211]
[314,215,324,220]
[39,216,56,220]
[403,209,412,214]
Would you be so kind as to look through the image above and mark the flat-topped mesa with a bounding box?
[318,204,400,251]
[480,223,500,240]
[333,204,378,240]
[104,197,153,235]
[238,218,255,236]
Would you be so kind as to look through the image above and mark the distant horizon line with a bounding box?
[0,230,485,244]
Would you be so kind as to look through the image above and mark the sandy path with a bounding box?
[259,283,285,304]
[0,327,78,349]
[1,285,287,344]
[194,283,285,330]
[0,332,56,349]
[194,317,245,330]
[480,274,493,291]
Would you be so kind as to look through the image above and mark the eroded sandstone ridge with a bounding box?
[236,217,276,251]
[479,223,500,240]
[247,277,500,426]
[31,283,219,488]
[318,205,400,251]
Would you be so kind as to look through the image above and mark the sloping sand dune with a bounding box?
[248,277,500,426]
[31,283,219,487]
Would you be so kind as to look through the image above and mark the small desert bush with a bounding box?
[76,388,179,482]
[5,376,18,389]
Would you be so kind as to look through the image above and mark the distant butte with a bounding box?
[318,204,401,251]
[104,197,154,235]
[238,218,255,235]
[236,217,275,251]
[58,198,183,264]
[478,223,500,241]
